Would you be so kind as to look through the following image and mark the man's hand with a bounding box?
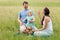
[20,22,23,26]
[18,17,23,26]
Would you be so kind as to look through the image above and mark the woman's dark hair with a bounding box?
[23,1,28,5]
[41,16,45,25]
[41,7,50,25]
[44,7,50,16]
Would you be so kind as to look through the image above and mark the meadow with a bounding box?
[0,0,60,40]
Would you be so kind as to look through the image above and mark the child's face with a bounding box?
[27,12,32,16]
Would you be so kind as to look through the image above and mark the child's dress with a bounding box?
[23,16,35,29]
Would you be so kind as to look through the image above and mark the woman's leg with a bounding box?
[34,31,50,37]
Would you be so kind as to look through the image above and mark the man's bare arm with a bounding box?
[18,17,23,26]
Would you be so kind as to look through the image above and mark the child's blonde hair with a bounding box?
[27,10,32,16]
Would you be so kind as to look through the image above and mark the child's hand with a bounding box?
[29,20,33,23]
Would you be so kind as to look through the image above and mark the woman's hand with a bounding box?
[37,10,40,17]
[32,29,39,32]
[32,29,42,32]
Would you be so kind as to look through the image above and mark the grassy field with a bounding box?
[0,0,60,40]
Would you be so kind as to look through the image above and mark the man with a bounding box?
[18,1,37,33]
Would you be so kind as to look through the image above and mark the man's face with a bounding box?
[23,3,28,9]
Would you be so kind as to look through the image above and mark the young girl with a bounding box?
[23,10,35,34]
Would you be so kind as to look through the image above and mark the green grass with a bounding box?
[0,0,60,40]
[0,1,60,7]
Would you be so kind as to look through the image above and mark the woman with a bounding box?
[34,7,53,37]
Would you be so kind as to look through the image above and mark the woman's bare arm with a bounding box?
[39,17,49,31]
[34,16,49,31]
